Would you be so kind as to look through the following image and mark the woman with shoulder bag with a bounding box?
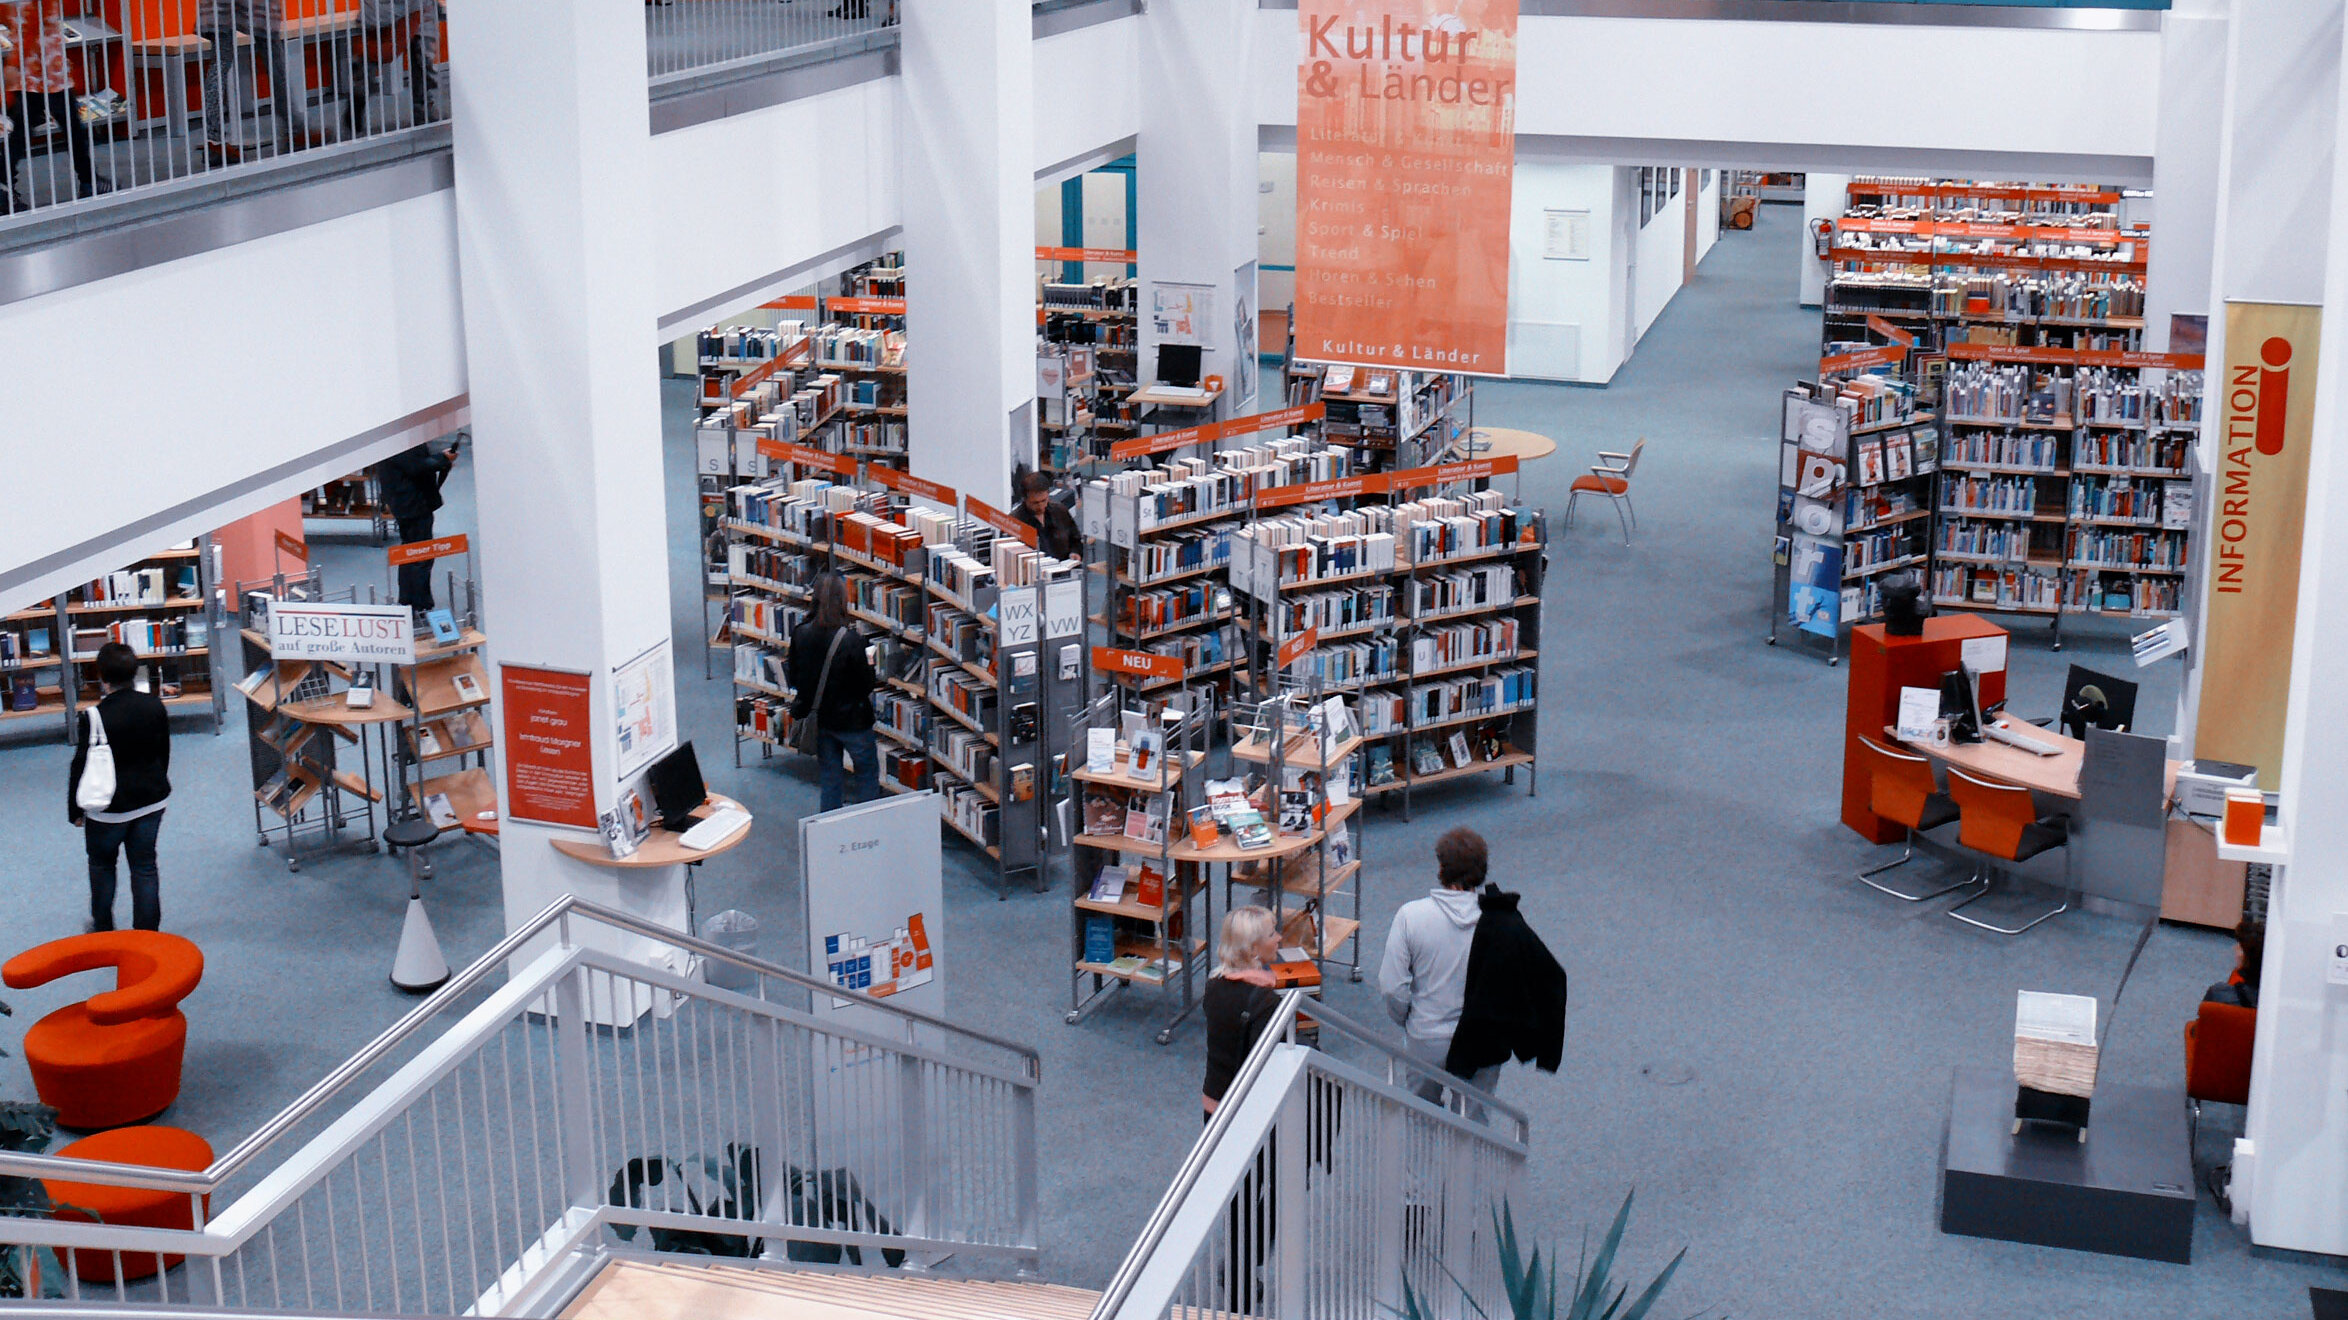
[787,573,880,812]
[67,642,172,931]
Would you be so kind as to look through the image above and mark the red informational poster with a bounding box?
[1294,0,1518,375]
[502,665,598,829]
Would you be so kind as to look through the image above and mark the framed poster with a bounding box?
[502,664,597,828]
[1148,282,1216,346]
[1233,261,1259,411]
[1542,209,1591,261]
[611,641,677,782]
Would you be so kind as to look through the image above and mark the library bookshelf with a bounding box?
[1038,251,1138,475]
[1,538,226,740]
[1068,694,1213,1043]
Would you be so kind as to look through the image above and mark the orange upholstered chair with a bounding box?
[1944,768,2069,935]
[1565,437,1644,544]
[2186,1000,2257,1147]
[3,933,204,1130]
[1853,735,1974,902]
[43,1125,214,1283]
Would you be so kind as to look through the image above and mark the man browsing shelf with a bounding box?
[67,643,172,932]
[1013,469,1083,561]
[378,438,460,614]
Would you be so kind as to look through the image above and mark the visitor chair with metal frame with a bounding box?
[1853,735,1977,902]
[1565,437,1644,545]
[1943,767,2071,934]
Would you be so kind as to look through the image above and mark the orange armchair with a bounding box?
[1944,768,2069,935]
[2185,1000,2256,1148]
[1853,735,1973,902]
[3,933,204,1130]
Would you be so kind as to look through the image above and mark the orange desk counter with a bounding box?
[1841,617,2008,844]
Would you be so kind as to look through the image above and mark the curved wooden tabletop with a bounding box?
[1466,427,1559,462]
[549,794,752,869]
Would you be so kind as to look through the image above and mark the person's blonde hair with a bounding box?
[1216,906,1277,976]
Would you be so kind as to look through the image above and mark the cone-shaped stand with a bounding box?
[392,895,450,993]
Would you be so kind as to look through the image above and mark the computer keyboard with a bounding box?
[679,807,753,851]
[1985,721,2060,757]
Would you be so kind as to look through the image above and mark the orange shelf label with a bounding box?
[828,296,906,315]
[275,530,309,563]
[1093,646,1183,681]
[757,438,855,475]
[1036,246,1137,264]
[871,466,956,506]
[388,534,469,566]
[1255,474,1389,510]
[1276,628,1320,669]
[965,496,1037,547]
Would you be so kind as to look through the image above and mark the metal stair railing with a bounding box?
[1091,991,1529,1320]
[0,896,1042,1314]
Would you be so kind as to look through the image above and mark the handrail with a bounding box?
[0,895,1040,1191]
[1091,989,1528,1320]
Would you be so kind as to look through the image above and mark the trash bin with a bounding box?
[703,909,759,992]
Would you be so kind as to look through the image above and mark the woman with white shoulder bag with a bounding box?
[67,642,173,931]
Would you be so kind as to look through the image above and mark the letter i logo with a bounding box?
[2257,337,2292,456]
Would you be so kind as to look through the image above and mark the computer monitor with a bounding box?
[646,741,708,832]
[2060,664,2138,740]
[1156,343,1203,389]
[1940,666,1984,744]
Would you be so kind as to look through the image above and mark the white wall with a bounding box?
[1799,172,1849,309]
[1697,169,1720,263]
[649,78,902,330]
[1261,12,2158,177]
[1633,170,1690,342]
[0,191,468,616]
[1506,162,1617,383]
[1034,15,1139,179]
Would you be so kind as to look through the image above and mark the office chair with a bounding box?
[1853,736,1978,901]
[2184,999,2256,1152]
[2031,664,2138,741]
[1943,768,2071,934]
[1565,437,1644,545]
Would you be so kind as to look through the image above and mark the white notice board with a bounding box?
[802,792,945,1031]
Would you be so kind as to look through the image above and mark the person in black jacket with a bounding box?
[1012,470,1083,561]
[1445,884,1569,1086]
[67,643,172,931]
[377,438,460,611]
[788,573,879,811]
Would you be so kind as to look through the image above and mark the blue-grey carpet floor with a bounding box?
[0,201,2334,1316]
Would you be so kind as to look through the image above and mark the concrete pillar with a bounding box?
[2199,0,2348,1254]
[447,0,686,969]
[1138,0,1260,413]
[901,0,1036,507]
[2144,0,2228,354]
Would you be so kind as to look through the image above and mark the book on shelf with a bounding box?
[424,792,460,830]
[600,808,639,859]
[1134,863,1166,908]
[1187,804,1221,848]
[416,725,445,758]
[1083,789,1125,837]
[1448,732,1474,769]
[450,671,485,704]
[1088,864,1130,904]
[1084,916,1116,965]
[1365,744,1398,786]
[1123,791,1171,844]
[426,609,460,644]
[1086,727,1115,775]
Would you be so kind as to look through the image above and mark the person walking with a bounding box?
[377,438,458,614]
[1378,827,1495,1104]
[67,643,172,932]
[1203,906,1282,1118]
[788,572,879,812]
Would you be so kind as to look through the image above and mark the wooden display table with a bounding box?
[1466,427,1558,463]
[549,795,752,870]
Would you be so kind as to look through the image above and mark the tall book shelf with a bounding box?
[1228,461,1544,816]
[1782,176,2193,654]
[1068,694,1213,1042]
[719,455,1084,892]
[1038,258,1138,475]
[1,538,226,739]
[1282,325,1474,473]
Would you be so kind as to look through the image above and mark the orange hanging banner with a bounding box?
[1294,0,1518,377]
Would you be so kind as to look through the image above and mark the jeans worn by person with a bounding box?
[816,727,879,813]
[86,810,163,932]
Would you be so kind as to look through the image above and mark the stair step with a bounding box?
[563,1259,1100,1320]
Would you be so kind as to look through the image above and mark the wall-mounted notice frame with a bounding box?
[502,664,597,828]
[611,641,677,783]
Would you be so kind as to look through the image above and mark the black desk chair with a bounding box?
[2032,663,2138,740]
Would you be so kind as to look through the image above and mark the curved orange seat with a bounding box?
[43,1125,213,1283]
[1568,473,1628,495]
[3,933,203,1130]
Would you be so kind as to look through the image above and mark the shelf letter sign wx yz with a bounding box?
[1295,0,1518,376]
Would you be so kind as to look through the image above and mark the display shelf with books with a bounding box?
[395,621,496,836]
[1282,354,1472,474]
[37,539,228,736]
[1923,344,2205,640]
[1769,373,1943,664]
[232,574,407,872]
[0,596,72,731]
[1038,258,1138,473]
[1221,693,1368,982]
[1227,457,1547,817]
[302,473,390,541]
[1067,693,1213,1044]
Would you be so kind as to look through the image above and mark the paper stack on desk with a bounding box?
[2014,990,2099,1098]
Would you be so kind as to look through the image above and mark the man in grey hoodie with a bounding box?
[1379,827,1502,1104]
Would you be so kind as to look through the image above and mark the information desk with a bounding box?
[1889,720,2179,802]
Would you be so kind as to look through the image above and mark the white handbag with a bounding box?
[75,706,115,814]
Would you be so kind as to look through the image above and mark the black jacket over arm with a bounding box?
[787,621,877,731]
[68,688,173,820]
[1445,886,1567,1076]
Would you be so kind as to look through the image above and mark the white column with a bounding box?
[901,0,1036,508]
[1138,0,1260,412]
[2204,0,2348,1254]
[1797,172,1849,310]
[2144,0,2227,355]
[448,2,686,961]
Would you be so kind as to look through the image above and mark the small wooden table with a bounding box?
[1466,427,1558,463]
[548,794,752,870]
[1128,383,1224,411]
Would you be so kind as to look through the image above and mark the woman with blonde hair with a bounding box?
[1202,906,1282,1116]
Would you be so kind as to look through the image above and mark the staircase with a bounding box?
[563,1261,1099,1320]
